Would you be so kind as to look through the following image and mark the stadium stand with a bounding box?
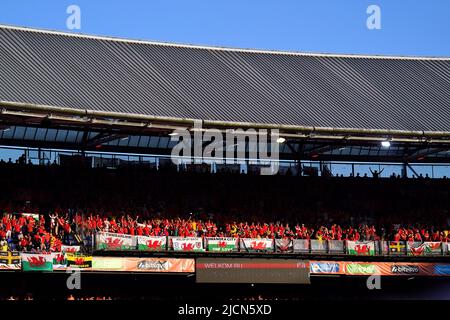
[0,25,450,303]
[1,161,449,253]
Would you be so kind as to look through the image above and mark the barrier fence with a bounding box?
[309,260,450,276]
[94,233,450,256]
[4,251,450,277]
[0,251,195,272]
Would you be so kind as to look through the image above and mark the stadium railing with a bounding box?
[93,232,450,256]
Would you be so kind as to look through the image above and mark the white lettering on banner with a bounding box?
[206,237,237,251]
[172,237,204,251]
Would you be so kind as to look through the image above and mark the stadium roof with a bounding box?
[0,25,449,163]
[0,24,449,140]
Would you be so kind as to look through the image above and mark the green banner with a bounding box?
[346,263,377,275]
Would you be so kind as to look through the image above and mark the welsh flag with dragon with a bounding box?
[137,236,167,251]
[240,238,274,252]
[66,253,93,269]
[407,242,442,256]
[206,237,238,252]
[346,241,376,256]
[52,252,67,269]
[97,232,135,250]
[21,253,53,271]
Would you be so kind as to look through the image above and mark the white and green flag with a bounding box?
[21,253,53,272]
[206,237,238,252]
[137,236,166,251]
[346,241,376,256]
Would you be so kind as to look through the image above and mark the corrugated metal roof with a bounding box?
[0,25,449,133]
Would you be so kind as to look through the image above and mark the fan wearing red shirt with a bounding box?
[414,232,422,242]
[20,238,28,250]
[63,221,70,233]
[143,225,150,236]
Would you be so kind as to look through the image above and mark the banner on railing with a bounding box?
[388,241,407,255]
[92,257,125,271]
[97,232,136,251]
[130,258,195,272]
[407,242,442,256]
[310,260,450,277]
[206,238,238,252]
[66,253,93,269]
[310,240,328,253]
[240,238,274,252]
[346,241,376,256]
[328,240,345,254]
[346,263,377,275]
[0,251,21,270]
[275,238,294,253]
[21,253,53,272]
[434,265,450,275]
[310,261,344,274]
[91,257,194,272]
[61,245,80,253]
[51,252,67,269]
[293,239,309,253]
[171,237,204,252]
[137,236,167,251]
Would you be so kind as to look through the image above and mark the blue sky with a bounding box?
[0,0,449,57]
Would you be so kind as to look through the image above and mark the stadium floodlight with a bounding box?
[381,140,391,148]
[276,137,286,144]
[169,132,179,136]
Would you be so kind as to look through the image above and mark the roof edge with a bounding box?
[1,23,450,61]
[2,100,450,139]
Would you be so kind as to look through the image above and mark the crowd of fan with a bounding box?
[0,212,75,252]
[83,214,375,240]
[84,214,450,242]
[2,211,450,252]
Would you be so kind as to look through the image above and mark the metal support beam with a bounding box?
[406,163,420,178]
